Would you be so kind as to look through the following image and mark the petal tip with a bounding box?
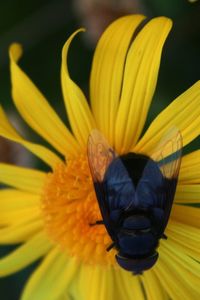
[9,43,23,62]
[151,16,173,32]
[62,28,86,62]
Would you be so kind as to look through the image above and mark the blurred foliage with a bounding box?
[0,0,200,299]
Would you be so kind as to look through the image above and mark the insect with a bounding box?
[87,129,182,274]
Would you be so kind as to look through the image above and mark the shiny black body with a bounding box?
[88,131,182,274]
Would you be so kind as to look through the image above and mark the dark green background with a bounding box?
[0,0,200,299]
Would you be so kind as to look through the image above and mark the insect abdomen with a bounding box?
[117,214,158,257]
[115,251,159,274]
[115,214,159,274]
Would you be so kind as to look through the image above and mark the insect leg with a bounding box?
[162,233,168,240]
[106,242,115,251]
[89,220,104,226]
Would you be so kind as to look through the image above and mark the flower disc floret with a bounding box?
[41,154,116,265]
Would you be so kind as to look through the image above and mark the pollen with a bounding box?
[41,154,116,266]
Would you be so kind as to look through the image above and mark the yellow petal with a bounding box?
[90,15,146,145]
[9,43,79,157]
[156,253,198,300]
[167,221,200,260]
[0,106,62,169]
[154,261,182,300]
[57,296,71,300]
[175,184,200,203]
[61,30,96,149]
[0,189,40,211]
[0,164,46,194]
[71,265,145,300]
[21,247,79,300]
[181,149,200,168]
[117,269,145,300]
[160,240,200,295]
[134,82,200,154]
[0,231,52,277]
[0,206,40,227]
[0,189,40,228]
[179,150,200,184]
[115,17,172,153]
[0,219,43,244]
[142,270,169,300]
[171,204,200,228]
[74,265,114,300]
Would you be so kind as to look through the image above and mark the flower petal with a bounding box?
[179,150,200,184]
[171,204,200,228]
[142,270,169,300]
[156,252,199,300]
[0,231,52,277]
[57,296,71,300]
[90,15,145,145]
[0,206,40,227]
[0,189,40,230]
[0,189,40,211]
[9,43,79,157]
[117,269,145,300]
[134,82,200,154]
[21,247,79,300]
[154,261,182,300]
[0,106,62,169]
[115,17,172,153]
[0,219,43,244]
[74,265,114,300]
[175,184,200,203]
[61,30,96,149]
[0,164,46,194]
[72,265,145,300]
[160,240,200,297]
[167,221,200,260]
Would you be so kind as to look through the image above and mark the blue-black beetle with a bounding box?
[87,129,182,274]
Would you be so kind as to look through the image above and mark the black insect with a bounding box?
[87,129,182,275]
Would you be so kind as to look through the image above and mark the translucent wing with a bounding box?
[88,130,136,209]
[87,130,117,239]
[151,127,182,180]
[87,130,136,238]
[87,129,115,182]
[137,128,182,236]
[155,128,182,233]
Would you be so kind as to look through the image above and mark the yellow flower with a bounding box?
[0,15,200,300]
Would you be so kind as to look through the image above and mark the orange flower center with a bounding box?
[41,154,116,265]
